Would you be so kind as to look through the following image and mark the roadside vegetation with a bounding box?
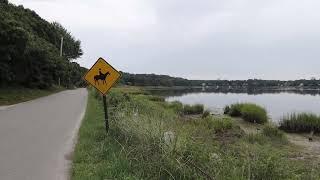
[224,103,268,124]
[0,86,64,105]
[72,87,320,179]
[280,113,320,133]
[0,1,86,89]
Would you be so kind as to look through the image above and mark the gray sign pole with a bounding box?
[102,95,109,132]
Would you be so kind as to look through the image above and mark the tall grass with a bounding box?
[262,125,288,144]
[279,113,320,133]
[183,104,204,115]
[72,88,320,179]
[225,103,268,124]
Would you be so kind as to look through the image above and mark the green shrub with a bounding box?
[223,105,230,114]
[202,110,211,119]
[183,104,204,115]
[228,103,244,117]
[241,104,268,124]
[226,103,268,124]
[279,113,320,133]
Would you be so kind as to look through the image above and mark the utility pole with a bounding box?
[60,37,64,57]
[59,37,63,87]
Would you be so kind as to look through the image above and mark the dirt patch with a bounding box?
[232,117,320,160]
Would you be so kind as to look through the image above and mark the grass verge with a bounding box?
[0,86,64,105]
[72,87,320,179]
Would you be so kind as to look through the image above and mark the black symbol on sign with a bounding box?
[94,69,111,85]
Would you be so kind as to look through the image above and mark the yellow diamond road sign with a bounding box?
[84,57,121,95]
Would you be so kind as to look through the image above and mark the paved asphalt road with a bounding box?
[0,88,88,180]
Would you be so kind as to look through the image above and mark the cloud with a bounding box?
[10,0,320,80]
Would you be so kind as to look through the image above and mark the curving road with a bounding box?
[0,88,88,180]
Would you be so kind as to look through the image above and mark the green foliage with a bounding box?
[0,3,85,88]
[246,133,268,145]
[0,86,63,105]
[0,0,8,4]
[73,87,320,179]
[183,104,204,115]
[223,105,230,114]
[146,95,165,102]
[228,103,244,117]
[205,116,233,132]
[241,104,268,124]
[226,103,268,124]
[120,72,320,89]
[262,125,288,143]
[280,113,320,133]
[167,101,184,115]
[51,22,83,60]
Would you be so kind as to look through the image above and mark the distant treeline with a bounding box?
[120,72,320,88]
[0,1,87,89]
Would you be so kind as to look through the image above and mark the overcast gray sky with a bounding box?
[10,0,320,80]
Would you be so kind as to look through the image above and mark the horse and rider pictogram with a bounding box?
[94,69,111,85]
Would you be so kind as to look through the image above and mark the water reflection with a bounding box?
[148,87,320,97]
[148,88,320,122]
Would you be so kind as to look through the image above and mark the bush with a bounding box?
[183,104,204,115]
[228,103,244,117]
[279,113,320,133]
[223,105,230,114]
[226,103,268,124]
[202,110,211,119]
[241,104,268,124]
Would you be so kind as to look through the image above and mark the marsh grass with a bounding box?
[225,103,268,124]
[72,87,320,179]
[201,110,211,119]
[183,104,204,115]
[280,113,320,133]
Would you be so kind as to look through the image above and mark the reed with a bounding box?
[279,113,320,133]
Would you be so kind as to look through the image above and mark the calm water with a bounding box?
[162,90,320,122]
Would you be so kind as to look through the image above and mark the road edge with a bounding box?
[60,88,88,180]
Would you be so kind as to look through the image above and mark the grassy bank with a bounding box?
[72,87,320,179]
[280,113,320,133]
[0,86,64,105]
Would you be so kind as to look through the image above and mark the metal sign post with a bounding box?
[83,57,122,133]
[102,95,109,132]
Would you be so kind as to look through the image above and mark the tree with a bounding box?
[51,22,83,60]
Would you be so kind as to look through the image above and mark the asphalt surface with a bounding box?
[0,88,88,180]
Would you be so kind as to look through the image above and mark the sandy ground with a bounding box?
[232,117,320,160]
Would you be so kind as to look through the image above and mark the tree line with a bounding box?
[0,1,87,89]
[120,72,320,88]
